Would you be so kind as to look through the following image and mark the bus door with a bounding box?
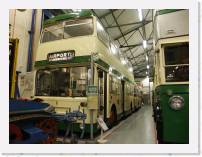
[97,69,107,121]
[121,80,125,116]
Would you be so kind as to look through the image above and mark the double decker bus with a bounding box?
[153,10,189,143]
[31,11,135,135]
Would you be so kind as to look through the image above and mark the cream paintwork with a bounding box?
[154,36,189,88]
[34,16,134,125]
[36,36,97,61]
[94,36,134,82]
[35,96,98,123]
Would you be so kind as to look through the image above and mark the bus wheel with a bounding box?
[36,118,57,144]
[109,107,117,127]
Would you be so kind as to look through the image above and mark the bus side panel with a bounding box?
[159,84,189,143]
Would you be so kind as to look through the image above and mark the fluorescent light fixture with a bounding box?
[97,21,104,31]
[138,9,143,21]
[111,44,116,54]
[146,55,148,61]
[109,66,113,73]
[143,40,147,49]
[147,65,149,69]
[129,67,133,72]
[146,71,148,74]
[153,39,155,49]
[71,12,79,15]
[121,58,126,64]
[146,75,149,78]
[72,9,82,12]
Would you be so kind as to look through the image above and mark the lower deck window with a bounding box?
[165,65,189,82]
[35,67,88,97]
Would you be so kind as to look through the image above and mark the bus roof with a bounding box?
[43,10,93,27]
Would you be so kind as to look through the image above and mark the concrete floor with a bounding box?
[104,105,157,144]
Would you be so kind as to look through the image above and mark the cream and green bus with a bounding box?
[33,12,135,134]
[152,10,189,143]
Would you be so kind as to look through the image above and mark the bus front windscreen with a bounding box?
[164,43,189,82]
[35,67,88,97]
[41,18,93,43]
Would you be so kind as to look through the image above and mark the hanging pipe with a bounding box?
[40,10,44,33]
[27,9,36,72]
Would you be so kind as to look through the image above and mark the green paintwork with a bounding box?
[43,10,93,27]
[35,55,91,67]
[156,9,185,16]
[95,59,110,70]
[35,55,133,83]
[155,84,189,143]
[123,76,133,83]
[112,69,121,77]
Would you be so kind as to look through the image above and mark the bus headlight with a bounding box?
[169,96,184,110]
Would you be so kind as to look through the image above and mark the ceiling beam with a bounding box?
[131,59,146,65]
[106,20,152,28]
[114,20,152,40]
[127,48,153,60]
[133,65,153,74]
[108,9,126,27]
[110,9,136,65]
[120,41,153,48]
[134,68,148,74]
[122,36,153,53]
[98,9,119,19]
[133,62,152,71]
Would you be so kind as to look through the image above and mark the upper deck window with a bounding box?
[41,18,93,43]
[164,43,189,82]
[97,21,109,46]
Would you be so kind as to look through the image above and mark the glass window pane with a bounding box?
[71,67,87,97]
[97,21,109,46]
[41,18,93,43]
[35,70,52,96]
[42,28,64,43]
[64,18,93,38]
[35,67,87,97]
[165,65,189,82]
[164,43,189,65]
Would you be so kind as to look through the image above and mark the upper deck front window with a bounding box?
[41,18,94,43]
[164,42,189,82]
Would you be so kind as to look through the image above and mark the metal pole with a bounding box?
[90,110,94,140]
[90,54,94,140]
[149,78,151,105]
